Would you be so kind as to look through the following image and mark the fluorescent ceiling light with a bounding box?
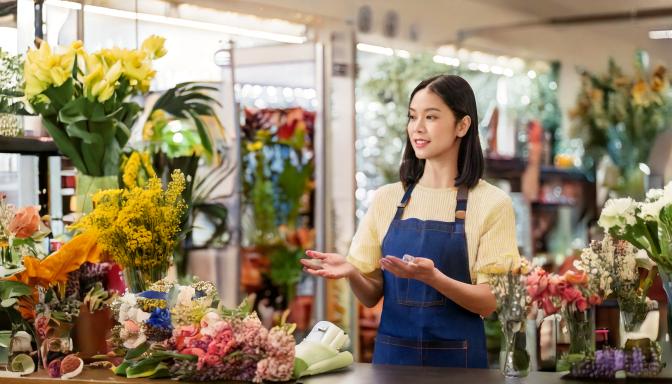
[433,55,460,67]
[649,30,672,39]
[356,43,393,56]
[45,0,307,44]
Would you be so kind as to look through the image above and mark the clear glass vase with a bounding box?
[619,299,659,346]
[122,267,167,293]
[658,269,672,343]
[499,320,530,377]
[75,174,118,214]
[557,307,594,371]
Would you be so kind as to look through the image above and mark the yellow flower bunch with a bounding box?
[23,41,82,99]
[71,170,186,279]
[121,151,157,188]
[24,35,166,103]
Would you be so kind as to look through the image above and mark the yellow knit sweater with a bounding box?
[346,179,520,284]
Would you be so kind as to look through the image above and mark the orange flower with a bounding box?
[631,80,649,106]
[10,232,102,288]
[8,205,40,238]
[564,270,588,285]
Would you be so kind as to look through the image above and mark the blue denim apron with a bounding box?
[372,183,488,368]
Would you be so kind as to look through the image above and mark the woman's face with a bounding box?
[407,88,470,160]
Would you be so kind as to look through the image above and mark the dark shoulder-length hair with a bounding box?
[399,74,484,189]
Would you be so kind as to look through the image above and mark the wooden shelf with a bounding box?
[485,156,590,183]
[0,136,59,155]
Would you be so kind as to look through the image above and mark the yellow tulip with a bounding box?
[24,41,77,98]
[141,35,167,59]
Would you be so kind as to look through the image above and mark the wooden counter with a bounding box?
[9,363,672,383]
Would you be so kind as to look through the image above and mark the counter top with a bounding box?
[12,363,672,383]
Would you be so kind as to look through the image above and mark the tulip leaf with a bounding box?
[41,117,88,174]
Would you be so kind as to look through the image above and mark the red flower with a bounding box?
[576,297,589,312]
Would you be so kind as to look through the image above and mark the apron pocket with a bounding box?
[373,334,468,367]
[396,278,446,307]
[421,340,468,368]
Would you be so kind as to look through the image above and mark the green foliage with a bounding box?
[0,49,28,115]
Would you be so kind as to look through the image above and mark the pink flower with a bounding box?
[548,275,568,296]
[541,297,558,315]
[560,287,583,303]
[35,314,50,339]
[9,205,41,238]
[526,269,549,300]
[576,297,589,312]
[181,347,205,358]
[588,294,602,306]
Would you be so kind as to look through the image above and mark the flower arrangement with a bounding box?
[599,181,672,272]
[0,232,102,374]
[0,196,50,273]
[23,36,166,178]
[478,254,531,377]
[107,279,296,382]
[569,343,664,379]
[570,51,670,197]
[70,171,186,292]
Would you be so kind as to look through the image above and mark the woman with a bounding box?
[301,75,519,368]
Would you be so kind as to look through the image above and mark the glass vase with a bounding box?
[499,320,530,377]
[122,267,166,293]
[619,300,659,346]
[658,268,672,343]
[75,174,118,214]
[558,307,594,371]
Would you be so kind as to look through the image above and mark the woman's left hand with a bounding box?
[380,255,438,284]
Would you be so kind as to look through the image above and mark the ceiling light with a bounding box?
[649,30,672,39]
[45,0,307,44]
[356,43,393,56]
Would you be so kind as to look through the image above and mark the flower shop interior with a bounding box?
[2,0,672,382]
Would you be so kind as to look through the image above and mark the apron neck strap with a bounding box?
[394,183,416,220]
[455,185,468,222]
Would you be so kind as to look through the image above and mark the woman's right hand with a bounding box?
[300,250,356,279]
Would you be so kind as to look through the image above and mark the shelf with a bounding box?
[0,136,59,156]
[485,156,590,183]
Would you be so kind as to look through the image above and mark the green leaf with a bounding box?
[42,117,88,174]
[125,358,169,379]
[0,280,32,300]
[58,97,90,124]
[187,110,213,158]
[1,298,17,307]
[65,121,104,176]
[114,361,131,376]
[42,78,74,110]
[124,342,149,360]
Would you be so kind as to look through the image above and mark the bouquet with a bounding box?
[23,36,166,178]
[108,279,296,382]
[70,171,186,292]
[570,52,670,196]
[478,254,531,376]
[0,196,50,273]
[569,343,664,379]
[577,235,654,334]
[599,181,672,272]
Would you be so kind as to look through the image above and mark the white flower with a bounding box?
[176,286,195,306]
[118,293,150,323]
[200,311,226,337]
[599,197,637,230]
[646,188,664,203]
